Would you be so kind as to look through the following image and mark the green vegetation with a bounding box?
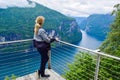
[0,3,82,54]
[100,4,120,57]
[63,52,96,80]
[64,4,120,80]
[0,3,82,43]
[4,74,17,80]
[99,4,120,79]
[64,52,120,80]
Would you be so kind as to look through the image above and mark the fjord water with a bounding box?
[0,30,103,79]
[78,30,103,50]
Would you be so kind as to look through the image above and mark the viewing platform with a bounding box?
[0,39,120,80]
[16,69,65,80]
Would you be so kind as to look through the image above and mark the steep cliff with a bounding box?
[79,14,114,40]
[0,3,82,43]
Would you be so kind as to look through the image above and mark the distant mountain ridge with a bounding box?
[0,3,82,43]
[79,14,114,40]
[74,17,86,25]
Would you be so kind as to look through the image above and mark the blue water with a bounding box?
[78,30,103,50]
[0,30,103,80]
[0,46,77,80]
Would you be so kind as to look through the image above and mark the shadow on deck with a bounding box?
[16,69,66,80]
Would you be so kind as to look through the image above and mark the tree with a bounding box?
[100,4,120,57]
[99,4,120,80]
[63,52,96,80]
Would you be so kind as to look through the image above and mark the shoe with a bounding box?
[41,74,50,77]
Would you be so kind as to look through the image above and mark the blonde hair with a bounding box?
[34,16,45,35]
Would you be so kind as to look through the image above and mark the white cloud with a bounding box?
[0,0,120,17]
[0,0,35,8]
[32,0,120,17]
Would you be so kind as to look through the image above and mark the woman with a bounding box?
[33,16,56,78]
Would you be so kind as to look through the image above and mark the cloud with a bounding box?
[33,0,120,16]
[0,0,120,16]
[0,0,35,8]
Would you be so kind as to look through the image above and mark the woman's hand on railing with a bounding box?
[50,37,59,43]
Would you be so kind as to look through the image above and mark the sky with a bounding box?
[0,0,120,17]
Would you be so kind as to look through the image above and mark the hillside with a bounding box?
[79,14,114,40]
[0,3,82,43]
[74,17,86,25]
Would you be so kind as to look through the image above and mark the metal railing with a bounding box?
[0,39,35,80]
[0,39,120,80]
[57,40,120,80]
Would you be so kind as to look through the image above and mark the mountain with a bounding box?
[79,14,114,40]
[74,17,86,25]
[0,3,82,43]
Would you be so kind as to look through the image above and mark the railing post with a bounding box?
[48,50,51,69]
[94,54,101,80]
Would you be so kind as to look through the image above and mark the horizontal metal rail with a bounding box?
[0,39,32,45]
[0,39,120,80]
[57,40,120,61]
[0,39,120,61]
